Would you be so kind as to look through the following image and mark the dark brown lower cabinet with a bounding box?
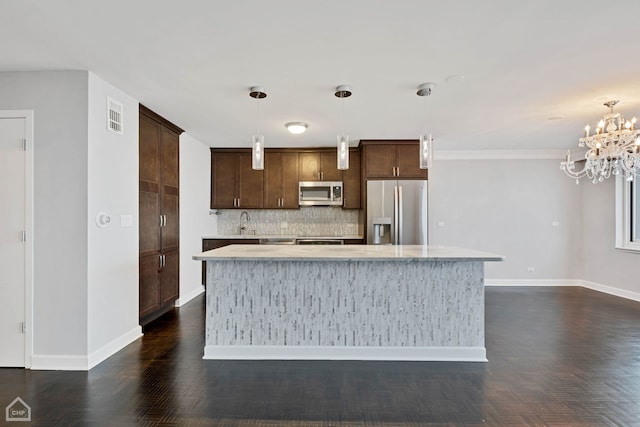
[344,239,365,244]
[139,250,179,325]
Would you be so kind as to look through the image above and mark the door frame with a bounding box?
[1,110,34,368]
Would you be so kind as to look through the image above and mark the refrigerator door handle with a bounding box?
[394,185,399,245]
[398,185,403,245]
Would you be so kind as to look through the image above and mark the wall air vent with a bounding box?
[107,97,123,134]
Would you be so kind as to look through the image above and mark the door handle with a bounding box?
[398,186,403,245]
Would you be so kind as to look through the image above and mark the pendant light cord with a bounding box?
[341,96,346,136]
[423,94,428,135]
[255,96,261,135]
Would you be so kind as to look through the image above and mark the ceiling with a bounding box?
[2,0,640,153]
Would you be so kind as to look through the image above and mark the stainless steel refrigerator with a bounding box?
[366,180,428,245]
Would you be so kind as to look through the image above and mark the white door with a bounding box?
[0,117,26,367]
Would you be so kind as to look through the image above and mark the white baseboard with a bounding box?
[31,354,89,371]
[579,279,640,303]
[203,345,487,362]
[485,279,579,287]
[486,279,640,303]
[31,326,142,371]
[175,285,205,307]
[87,325,143,369]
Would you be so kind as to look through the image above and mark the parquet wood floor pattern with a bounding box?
[1,286,640,426]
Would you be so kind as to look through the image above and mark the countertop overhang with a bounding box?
[202,234,364,240]
[193,244,505,262]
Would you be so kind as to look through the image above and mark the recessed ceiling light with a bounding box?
[285,122,308,134]
[548,116,565,120]
[445,74,465,84]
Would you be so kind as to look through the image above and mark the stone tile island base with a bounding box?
[201,250,493,362]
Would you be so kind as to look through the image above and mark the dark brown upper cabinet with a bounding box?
[298,150,342,182]
[342,148,361,209]
[361,140,428,179]
[211,149,264,209]
[264,151,299,209]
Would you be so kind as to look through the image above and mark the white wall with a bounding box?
[86,72,141,364]
[428,157,582,281]
[0,71,143,369]
[580,178,640,294]
[178,133,216,305]
[0,71,90,361]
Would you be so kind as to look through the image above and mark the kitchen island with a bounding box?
[193,245,503,362]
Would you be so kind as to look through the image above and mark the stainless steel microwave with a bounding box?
[298,181,343,206]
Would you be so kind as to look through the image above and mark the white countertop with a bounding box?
[203,234,364,240]
[193,244,505,262]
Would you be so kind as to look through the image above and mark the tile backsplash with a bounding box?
[214,208,363,236]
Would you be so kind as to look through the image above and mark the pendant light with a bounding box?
[335,85,352,170]
[249,86,267,170]
[416,83,434,169]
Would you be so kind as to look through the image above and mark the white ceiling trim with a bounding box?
[434,150,566,161]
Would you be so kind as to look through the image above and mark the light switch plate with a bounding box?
[120,214,133,227]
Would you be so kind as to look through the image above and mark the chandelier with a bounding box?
[561,100,640,183]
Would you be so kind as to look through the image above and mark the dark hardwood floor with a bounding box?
[2,286,640,426]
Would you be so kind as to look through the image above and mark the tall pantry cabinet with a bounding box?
[138,105,183,325]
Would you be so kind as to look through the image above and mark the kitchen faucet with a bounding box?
[239,211,250,234]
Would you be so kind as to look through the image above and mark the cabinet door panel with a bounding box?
[265,152,299,208]
[139,116,161,185]
[298,152,320,181]
[281,152,299,208]
[264,152,282,208]
[211,152,238,208]
[320,151,342,181]
[342,149,361,209]
[139,189,160,256]
[238,153,263,208]
[161,127,179,188]
[364,145,396,178]
[396,144,427,178]
[139,254,161,318]
[160,251,179,305]
[162,191,179,252]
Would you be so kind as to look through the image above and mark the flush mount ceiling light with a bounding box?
[416,83,435,169]
[561,100,640,183]
[285,122,308,134]
[249,86,267,170]
[335,85,352,170]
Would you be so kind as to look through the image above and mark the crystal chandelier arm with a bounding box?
[560,160,588,179]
